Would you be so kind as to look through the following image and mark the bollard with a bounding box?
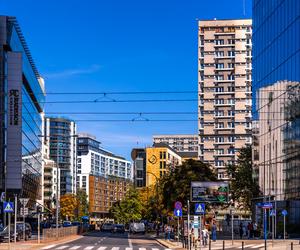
[265,239,267,250]
[242,241,244,250]
[291,242,293,250]
[222,240,225,250]
[209,239,211,250]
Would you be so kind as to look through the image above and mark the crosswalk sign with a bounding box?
[3,202,14,213]
[195,203,205,215]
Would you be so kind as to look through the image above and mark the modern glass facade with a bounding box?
[252,0,300,117]
[253,1,300,201]
[45,117,77,195]
[0,16,45,205]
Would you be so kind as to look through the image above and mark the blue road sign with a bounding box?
[174,208,182,217]
[3,202,14,213]
[282,209,288,216]
[270,209,276,216]
[261,202,273,209]
[195,203,205,215]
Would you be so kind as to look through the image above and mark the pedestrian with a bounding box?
[191,228,195,246]
[243,224,247,237]
[202,227,209,246]
[211,222,217,241]
[247,222,251,239]
[253,222,258,238]
[167,225,171,241]
[239,223,243,239]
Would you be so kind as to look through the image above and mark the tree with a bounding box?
[109,187,143,224]
[76,189,89,220]
[60,194,77,220]
[159,159,217,214]
[227,146,261,211]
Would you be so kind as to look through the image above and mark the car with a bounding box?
[111,224,125,233]
[50,223,62,228]
[0,223,32,242]
[101,223,114,232]
[63,221,72,227]
[129,222,145,234]
[71,221,81,226]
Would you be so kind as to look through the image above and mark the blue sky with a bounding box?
[1,0,252,159]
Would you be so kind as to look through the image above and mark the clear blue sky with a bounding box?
[1,0,252,160]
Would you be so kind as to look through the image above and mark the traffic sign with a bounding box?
[174,201,182,210]
[282,209,288,216]
[174,208,182,217]
[195,203,205,214]
[3,202,14,213]
[20,208,29,216]
[193,215,199,228]
[261,202,273,209]
[270,209,276,216]
[19,198,29,206]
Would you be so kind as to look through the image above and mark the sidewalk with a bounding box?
[0,234,82,250]
[156,238,185,249]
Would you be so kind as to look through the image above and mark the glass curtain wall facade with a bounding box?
[253,0,300,201]
[0,16,45,206]
[45,117,77,195]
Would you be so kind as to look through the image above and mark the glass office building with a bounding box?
[0,16,45,205]
[253,0,300,205]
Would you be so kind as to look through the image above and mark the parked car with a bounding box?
[111,224,125,233]
[50,223,62,228]
[101,223,114,232]
[129,222,145,234]
[0,223,32,242]
[71,221,81,226]
[63,221,72,227]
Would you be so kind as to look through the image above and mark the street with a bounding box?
[40,231,172,250]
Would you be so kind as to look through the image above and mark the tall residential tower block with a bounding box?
[198,19,252,179]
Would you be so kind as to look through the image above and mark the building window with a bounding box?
[215,39,224,45]
[215,160,224,166]
[228,51,235,57]
[227,122,235,128]
[216,63,224,69]
[228,75,235,80]
[215,51,224,57]
[215,99,224,104]
[228,148,235,155]
[228,136,235,142]
[215,75,224,81]
[215,122,224,128]
[216,137,224,143]
[215,149,224,155]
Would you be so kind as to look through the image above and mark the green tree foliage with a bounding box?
[227,146,261,211]
[159,159,217,213]
[109,188,143,224]
[76,189,89,219]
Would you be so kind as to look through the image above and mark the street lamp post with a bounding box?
[146,172,159,221]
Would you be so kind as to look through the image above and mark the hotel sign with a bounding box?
[9,89,20,125]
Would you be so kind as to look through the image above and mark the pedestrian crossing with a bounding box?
[41,246,173,250]
[200,242,267,249]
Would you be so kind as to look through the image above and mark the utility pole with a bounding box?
[14,194,17,243]
[187,200,190,250]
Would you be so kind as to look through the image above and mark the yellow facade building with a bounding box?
[145,143,182,187]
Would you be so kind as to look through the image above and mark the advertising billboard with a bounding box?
[191,181,229,203]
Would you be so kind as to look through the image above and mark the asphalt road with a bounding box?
[40,231,172,250]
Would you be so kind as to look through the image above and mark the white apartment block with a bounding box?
[153,134,198,153]
[198,19,252,179]
[77,133,132,197]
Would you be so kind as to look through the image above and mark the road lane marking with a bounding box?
[97,247,107,250]
[56,246,69,250]
[139,248,147,250]
[250,244,265,249]
[69,246,81,250]
[239,244,256,249]
[111,248,120,250]
[41,245,57,249]
[84,247,95,250]
[126,248,133,250]
[152,248,160,250]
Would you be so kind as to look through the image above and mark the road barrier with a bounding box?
[42,226,78,242]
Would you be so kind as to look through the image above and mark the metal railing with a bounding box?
[42,226,78,242]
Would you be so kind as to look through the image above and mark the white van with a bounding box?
[129,222,145,234]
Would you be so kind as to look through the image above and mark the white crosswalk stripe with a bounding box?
[97,247,107,250]
[125,248,133,250]
[41,245,57,250]
[111,248,120,250]
[84,247,95,250]
[250,244,265,248]
[139,248,147,250]
[239,244,256,249]
[56,246,69,250]
[69,246,81,250]
[152,248,160,250]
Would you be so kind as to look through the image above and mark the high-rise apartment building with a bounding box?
[44,117,77,196]
[0,16,46,208]
[198,19,252,179]
[131,148,146,188]
[77,133,132,218]
[253,0,300,204]
[153,134,198,159]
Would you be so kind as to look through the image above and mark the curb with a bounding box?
[156,238,185,249]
